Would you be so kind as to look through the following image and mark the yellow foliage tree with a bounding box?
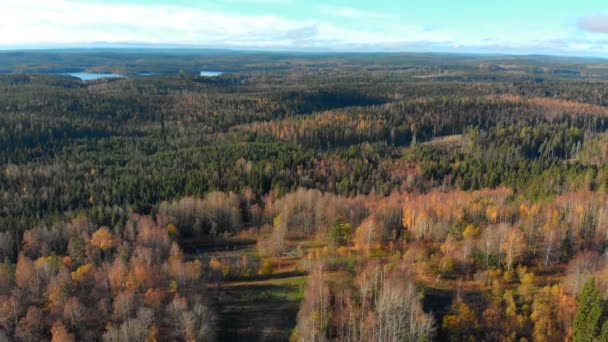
[71,263,94,283]
[90,227,116,251]
[531,285,574,342]
[259,259,273,276]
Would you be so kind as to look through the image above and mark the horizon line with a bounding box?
[0,44,607,61]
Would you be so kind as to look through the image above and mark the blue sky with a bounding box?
[1,0,608,56]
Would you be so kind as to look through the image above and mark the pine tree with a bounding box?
[328,217,351,247]
[573,278,608,342]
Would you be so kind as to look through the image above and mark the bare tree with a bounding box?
[180,298,216,342]
[63,297,86,330]
[103,307,154,342]
[376,277,434,342]
[15,306,45,342]
[296,263,330,342]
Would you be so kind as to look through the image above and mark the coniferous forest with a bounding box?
[1,51,608,341]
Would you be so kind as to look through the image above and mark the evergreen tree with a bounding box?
[573,278,608,342]
[328,217,352,247]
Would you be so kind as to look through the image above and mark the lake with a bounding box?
[200,71,223,77]
[64,72,124,81]
[60,71,222,79]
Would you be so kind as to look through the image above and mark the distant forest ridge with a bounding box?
[0,50,607,78]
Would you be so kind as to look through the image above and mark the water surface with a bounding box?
[64,72,123,80]
[200,71,223,77]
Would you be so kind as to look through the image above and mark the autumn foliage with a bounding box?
[0,215,215,341]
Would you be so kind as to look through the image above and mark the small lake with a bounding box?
[200,71,223,77]
[63,72,124,81]
[58,71,223,79]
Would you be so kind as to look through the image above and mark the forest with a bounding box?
[1,51,608,341]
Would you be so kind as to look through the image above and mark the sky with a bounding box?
[1,0,608,56]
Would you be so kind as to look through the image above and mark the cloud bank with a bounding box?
[0,0,451,50]
[0,0,607,56]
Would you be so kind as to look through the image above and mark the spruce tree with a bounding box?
[573,278,608,342]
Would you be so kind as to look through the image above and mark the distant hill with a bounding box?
[0,49,607,79]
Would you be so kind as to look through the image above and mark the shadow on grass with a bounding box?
[214,282,302,342]
[224,270,307,283]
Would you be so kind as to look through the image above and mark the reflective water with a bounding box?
[64,72,123,80]
[200,71,223,77]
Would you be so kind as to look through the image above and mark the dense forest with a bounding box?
[1,51,608,341]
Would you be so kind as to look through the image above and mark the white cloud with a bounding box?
[0,0,298,46]
[578,14,608,33]
[0,0,451,49]
[0,0,606,56]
